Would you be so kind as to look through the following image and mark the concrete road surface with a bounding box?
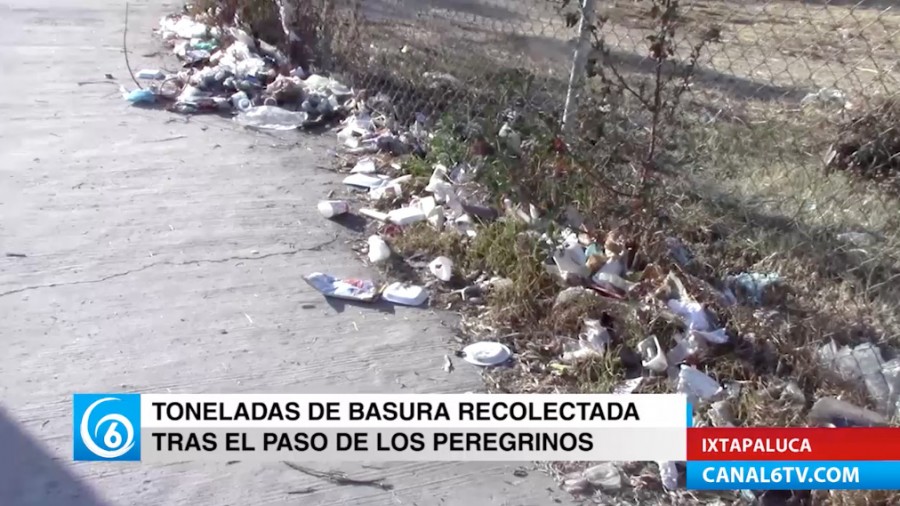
[0,0,573,504]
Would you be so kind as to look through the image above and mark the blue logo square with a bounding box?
[73,394,141,461]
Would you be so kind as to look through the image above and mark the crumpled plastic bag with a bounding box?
[667,298,713,331]
[302,273,378,302]
[159,15,216,40]
[726,272,781,306]
[677,365,723,404]
[561,319,611,362]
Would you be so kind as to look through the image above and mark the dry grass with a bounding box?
[384,93,900,502]
[355,2,900,502]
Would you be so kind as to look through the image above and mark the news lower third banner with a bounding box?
[72,393,687,462]
[72,393,900,490]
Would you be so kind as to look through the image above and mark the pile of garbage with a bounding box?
[305,108,517,366]
[309,102,900,499]
[123,15,353,129]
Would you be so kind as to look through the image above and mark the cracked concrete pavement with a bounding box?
[0,0,574,504]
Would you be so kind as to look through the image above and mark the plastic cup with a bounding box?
[318,200,350,219]
[428,256,453,282]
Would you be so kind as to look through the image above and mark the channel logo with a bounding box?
[73,394,141,461]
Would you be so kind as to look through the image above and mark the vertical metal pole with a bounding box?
[561,0,596,137]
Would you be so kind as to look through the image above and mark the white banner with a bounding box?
[140,393,688,429]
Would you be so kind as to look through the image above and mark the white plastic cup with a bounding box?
[428,256,454,282]
[367,235,391,263]
[317,200,349,218]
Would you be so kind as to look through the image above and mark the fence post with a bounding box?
[561,0,596,137]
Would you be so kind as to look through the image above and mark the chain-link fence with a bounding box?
[332,0,898,112]
[324,0,900,326]
[314,0,900,435]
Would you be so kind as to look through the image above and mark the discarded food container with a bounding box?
[303,273,378,302]
[677,365,722,402]
[382,282,428,306]
[638,335,668,373]
[351,157,377,174]
[553,245,590,279]
[462,341,511,366]
[367,235,391,263]
[317,200,349,219]
[369,184,400,201]
[428,256,454,281]
[427,206,445,230]
[387,206,427,226]
[666,332,707,365]
[419,196,438,216]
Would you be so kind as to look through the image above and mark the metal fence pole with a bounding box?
[561,0,596,137]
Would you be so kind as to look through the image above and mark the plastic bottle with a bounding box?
[367,235,391,264]
[234,106,308,130]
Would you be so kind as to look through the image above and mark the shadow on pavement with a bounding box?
[0,407,109,506]
[330,213,369,234]
[325,297,398,314]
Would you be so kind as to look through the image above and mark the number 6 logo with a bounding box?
[79,397,135,459]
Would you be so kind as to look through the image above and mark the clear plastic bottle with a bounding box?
[233,106,308,130]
